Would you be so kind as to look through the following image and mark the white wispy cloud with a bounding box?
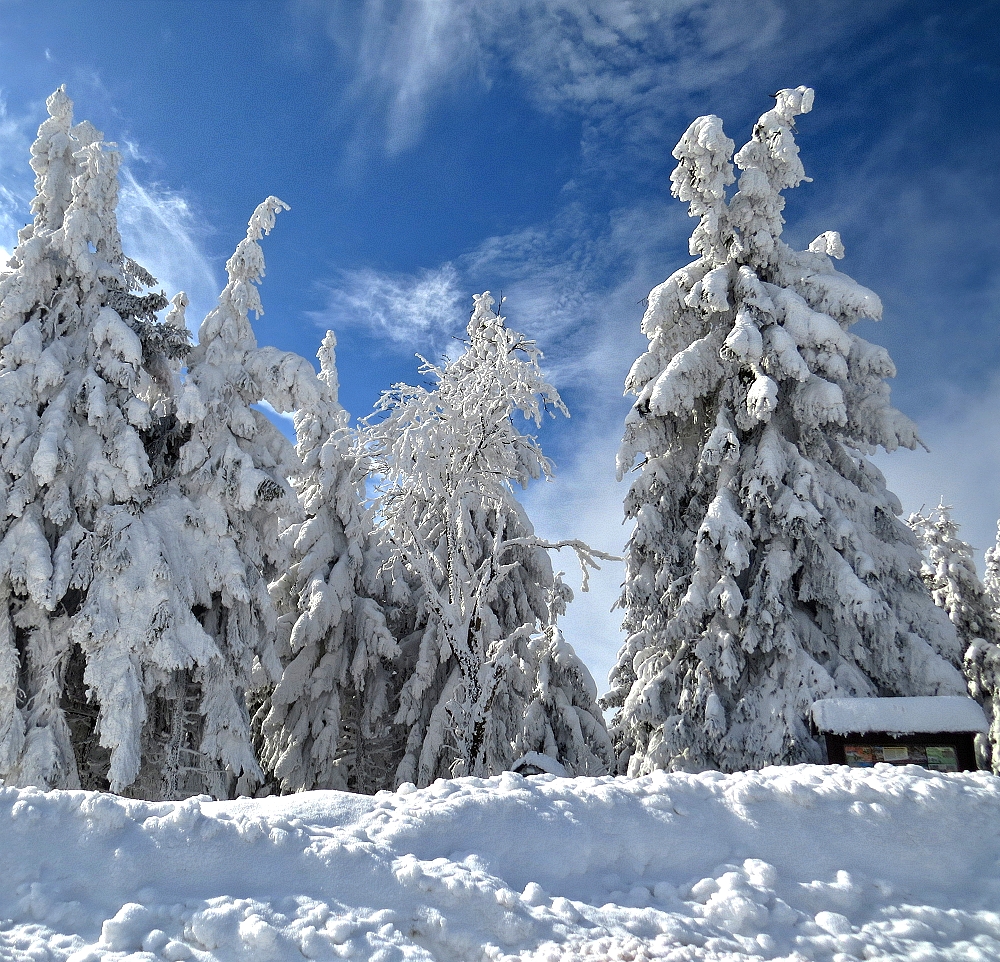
[0,185,24,248]
[294,0,898,168]
[295,0,485,155]
[369,0,483,156]
[0,91,35,250]
[0,90,34,172]
[309,193,681,383]
[311,261,465,352]
[116,168,221,332]
[477,0,782,139]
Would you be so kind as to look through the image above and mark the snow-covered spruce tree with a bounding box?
[983,522,1000,613]
[980,523,1000,764]
[259,331,398,794]
[913,508,1000,773]
[908,502,1000,649]
[162,197,321,798]
[608,87,965,775]
[362,293,609,787]
[0,88,198,793]
[514,581,615,776]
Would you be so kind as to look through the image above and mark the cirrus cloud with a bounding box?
[311,261,465,352]
[116,168,221,332]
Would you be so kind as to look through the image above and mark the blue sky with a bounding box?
[1,0,998,688]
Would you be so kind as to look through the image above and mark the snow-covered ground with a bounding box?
[2,766,999,962]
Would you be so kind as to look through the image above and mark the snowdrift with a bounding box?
[2,765,999,961]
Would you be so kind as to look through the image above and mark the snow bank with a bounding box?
[2,766,1000,960]
[812,696,989,735]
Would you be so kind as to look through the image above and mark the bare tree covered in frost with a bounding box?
[912,506,1000,773]
[362,293,610,786]
[608,87,965,775]
[162,197,321,798]
[0,88,196,793]
[259,331,398,794]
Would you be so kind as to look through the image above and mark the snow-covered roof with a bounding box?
[511,751,569,777]
[811,696,988,735]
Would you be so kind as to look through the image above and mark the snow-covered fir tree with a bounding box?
[162,197,321,798]
[983,521,1000,614]
[362,293,609,787]
[608,87,966,775]
[259,331,398,794]
[968,652,1000,772]
[979,523,1000,766]
[908,501,1000,649]
[0,88,197,794]
[514,581,615,776]
[914,510,1000,773]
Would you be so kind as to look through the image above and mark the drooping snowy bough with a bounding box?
[608,88,965,775]
[362,293,612,786]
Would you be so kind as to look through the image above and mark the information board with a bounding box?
[843,743,959,771]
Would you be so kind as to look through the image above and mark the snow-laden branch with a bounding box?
[501,537,620,594]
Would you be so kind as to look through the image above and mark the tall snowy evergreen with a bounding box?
[608,88,965,775]
[909,502,1000,649]
[164,197,321,798]
[362,293,609,787]
[970,525,1000,773]
[912,507,1000,774]
[983,522,1000,614]
[259,331,398,794]
[0,88,195,793]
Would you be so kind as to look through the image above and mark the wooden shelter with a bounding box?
[810,696,988,772]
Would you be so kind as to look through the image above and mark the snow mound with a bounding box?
[2,765,1000,960]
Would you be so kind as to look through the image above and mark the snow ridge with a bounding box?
[2,766,999,961]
